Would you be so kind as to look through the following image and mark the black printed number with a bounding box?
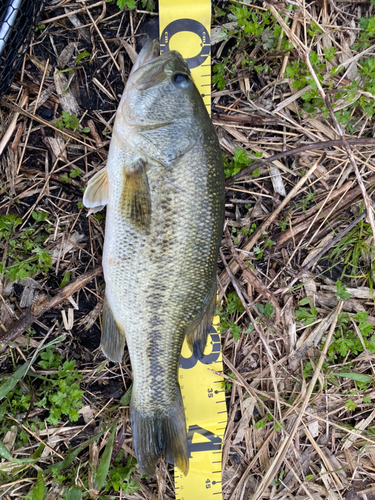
[187,424,222,458]
[179,327,221,369]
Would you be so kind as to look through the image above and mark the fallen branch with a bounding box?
[219,155,324,297]
[224,226,281,324]
[0,266,103,344]
[225,137,375,184]
[276,174,375,247]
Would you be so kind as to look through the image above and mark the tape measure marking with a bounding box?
[159,2,227,499]
[159,0,212,114]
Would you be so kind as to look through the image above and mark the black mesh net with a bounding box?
[0,0,45,100]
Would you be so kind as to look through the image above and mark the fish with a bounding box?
[83,39,225,476]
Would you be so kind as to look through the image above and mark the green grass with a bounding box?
[0,212,53,282]
[55,111,90,134]
[0,335,141,498]
[212,2,375,134]
[212,4,293,91]
[329,215,375,289]
[285,14,375,131]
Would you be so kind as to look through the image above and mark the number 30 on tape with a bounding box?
[159,0,212,115]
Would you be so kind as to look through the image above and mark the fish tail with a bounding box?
[101,296,126,363]
[130,389,189,476]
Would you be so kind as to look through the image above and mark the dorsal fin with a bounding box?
[185,284,217,359]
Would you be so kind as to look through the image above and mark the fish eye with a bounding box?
[172,73,190,88]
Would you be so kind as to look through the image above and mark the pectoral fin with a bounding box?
[120,159,151,231]
[185,284,217,359]
[101,296,125,363]
[83,168,109,215]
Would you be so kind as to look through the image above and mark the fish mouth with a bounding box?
[129,39,180,90]
[130,39,160,75]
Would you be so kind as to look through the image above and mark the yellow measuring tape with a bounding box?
[159,0,212,114]
[159,3,227,499]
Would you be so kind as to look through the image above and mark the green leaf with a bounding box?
[295,306,317,325]
[55,119,64,130]
[0,360,32,400]
[94,425,117,490]
[345,398,357,411]
[336,280,351,300]
[119,384,132,406]
[230,323,241,341]
[299,297,312,306]
[245,324,254,334]
[69,168,81,178]
[263,302,274,318]
[31,211,48,222]
[331,372,373,383]
[60,271,71,288]
[254,419,265,429]
[31,470,45,500]
[32,444,45,460]
[226,292,244,314]
[212,72,226,91]
[116,0,136,9]
[0,440,12,460]
[75,51,91,65]
[65,487,82,500]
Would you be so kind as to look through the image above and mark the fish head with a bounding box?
[124,39,195,124]
[114,40,204,165]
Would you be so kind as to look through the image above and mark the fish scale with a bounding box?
[83,40,224,475]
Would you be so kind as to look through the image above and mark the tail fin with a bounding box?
[101,296,125,363]
[130,390,189,476]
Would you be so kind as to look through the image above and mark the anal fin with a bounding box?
[185,284,217,359]
[83,168,109,214]
[120,159,151,231]
[101,296,125,363]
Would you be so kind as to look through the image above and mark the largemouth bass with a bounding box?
[83,40,225,476]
